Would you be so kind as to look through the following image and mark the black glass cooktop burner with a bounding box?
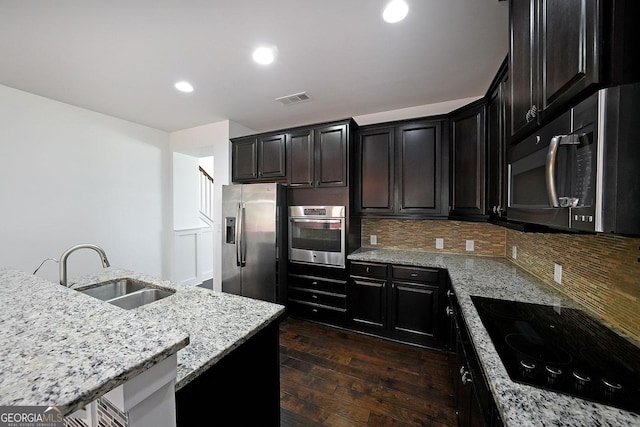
[471,296,640,414]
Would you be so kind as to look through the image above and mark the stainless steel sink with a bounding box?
[107,288,174,310]
[79,278,148,301]
[78,278,175,309]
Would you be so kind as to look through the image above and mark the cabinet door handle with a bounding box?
[410,273,418,278]
[311,308,318,313]
[311,294,318,299]
[446,306,454,317]
[312,281,318,286]
[366,267,370,273]
[447,290,454,298]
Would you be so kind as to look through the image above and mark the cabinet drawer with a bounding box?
[288,300,348,322]
[288,274,346,294]
[288,287,347,309]
[350,262,388,279]
[392,266,439,283]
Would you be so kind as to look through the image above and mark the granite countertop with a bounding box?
[71,269,286,390]
[348,248,640,427]
[0,268,189,416]
[0,266,285,415]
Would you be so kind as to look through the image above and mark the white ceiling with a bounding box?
[0,1,508,133]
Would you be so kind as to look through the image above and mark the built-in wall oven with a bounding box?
[288,206,346,268]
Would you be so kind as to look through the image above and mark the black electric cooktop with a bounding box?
[471,296,640,414]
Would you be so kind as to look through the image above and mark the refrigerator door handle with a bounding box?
[236,202,243,267]
[240,204,247,266]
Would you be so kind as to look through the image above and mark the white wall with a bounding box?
[352,96,482,125]
[170,120,249,291]
[172,152,201,230]
[0,85,171,283]
[198,156,213,177]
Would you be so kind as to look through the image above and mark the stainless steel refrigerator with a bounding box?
[221,182,287,303]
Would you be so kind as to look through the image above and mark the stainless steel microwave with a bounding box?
[507,82,640,235]
[288,206,346,268]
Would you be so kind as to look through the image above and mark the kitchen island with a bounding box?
[0,267,285,426]
[73,269,286,426]
[348,248,639,427]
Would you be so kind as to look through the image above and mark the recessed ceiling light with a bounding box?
[174,81,194,93]
[252,46,275,65]
[383,0,409,23]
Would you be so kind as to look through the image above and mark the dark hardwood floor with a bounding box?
[279,316,457,426]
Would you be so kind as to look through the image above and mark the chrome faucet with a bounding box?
[59,244,111,287]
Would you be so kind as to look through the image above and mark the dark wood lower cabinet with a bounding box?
[390,281,439,342]
[175,318,282,427]
[350,276,387,330]
[286,263,349,327]
[448,286,503,427]
[349,261,446,348]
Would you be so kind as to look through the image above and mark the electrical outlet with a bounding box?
[512,246,517,259]
[435,238,444,249]
[554,263,563,284]
[370,235,377,245]
[466,240,475,252]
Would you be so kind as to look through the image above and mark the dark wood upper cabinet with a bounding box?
[509,0,640,143]
[232,119,354,186]
[315,123,348,187]
[450,100,487,219]
[288,120,352,188]
[356,127,395,214]
[232,133,285,182]
[539,0,600,118]
[509,0,538,141]
[232,137,258,181]
[354,119,448,218]
[287,129,314,187]
[486,58,509,218]
[258,134,286,179]
[396,122,444,215]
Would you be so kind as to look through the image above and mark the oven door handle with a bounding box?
[290,218,343,224]
[545,135,562,208]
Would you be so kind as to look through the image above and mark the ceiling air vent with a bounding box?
[276,92,310,106]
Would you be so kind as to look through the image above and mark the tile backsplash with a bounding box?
[361,218,506,257]
[360,218,640,343]
[506,229,640,343]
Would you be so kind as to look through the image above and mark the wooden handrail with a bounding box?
[199,166,214,183]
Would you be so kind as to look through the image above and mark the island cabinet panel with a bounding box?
[287,129,314,187]
[348,261,446,348]
[450,100,487,219]
[354,119,448,218]
[175,318,282,426]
